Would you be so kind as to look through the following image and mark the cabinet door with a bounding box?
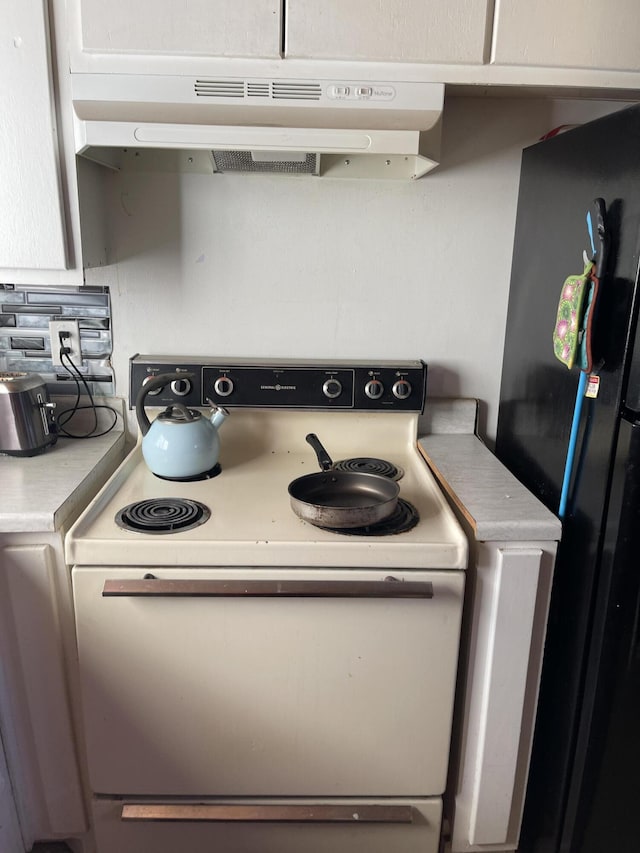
[0,1,68,270]
[0,543,85,840]
[493,0,640,72]
[72,0,282,62]
[284,0,491,64]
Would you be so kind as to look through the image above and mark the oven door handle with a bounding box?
[101,578,434,598]
[120,803,414,823]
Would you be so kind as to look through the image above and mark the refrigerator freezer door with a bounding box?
[560,417,640,853]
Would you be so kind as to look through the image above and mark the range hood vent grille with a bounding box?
[272,82,322,100]
[247,82,270,98]
[211,150,318,174]
[194,79,323,101]
[195,79,245,98]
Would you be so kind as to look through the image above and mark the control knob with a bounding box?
[170,377,192,397]
[322,378,342,399]
[364,379,384,400]
[392,379,412,400]
[214,376,234,397]
[142,375,163,396]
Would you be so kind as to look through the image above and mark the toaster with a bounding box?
[0,372,57,456]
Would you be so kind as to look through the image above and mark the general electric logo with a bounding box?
[261,384,296,391]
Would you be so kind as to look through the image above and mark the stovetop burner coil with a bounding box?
[333,457,403,481]
[320,499,419,536]
[115,498,211,534]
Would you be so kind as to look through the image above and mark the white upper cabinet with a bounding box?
[0,1,68,271]
[66,0,640,89]
[284,0,492,64]
[0,0,106,285]
[70,0,491,68]
[70,0,283,67]
[492,0,640,72]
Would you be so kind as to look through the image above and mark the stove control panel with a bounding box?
[130,356,427,412]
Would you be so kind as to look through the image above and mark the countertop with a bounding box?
[418,433,562,542]
[0,390,559,541]
[0,422,127,534]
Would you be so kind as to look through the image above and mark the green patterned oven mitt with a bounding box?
[553,259,593,370]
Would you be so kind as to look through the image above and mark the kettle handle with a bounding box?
[135,372,195,436]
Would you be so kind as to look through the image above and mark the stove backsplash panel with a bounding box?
[0,283,114,395]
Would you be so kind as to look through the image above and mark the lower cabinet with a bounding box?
[0,426,126,851]
[417,432,561,852]
[449,543,557,851]
[93,798,443,853]
[0,540,86,848]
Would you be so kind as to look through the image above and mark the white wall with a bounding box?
[88,96,627,440]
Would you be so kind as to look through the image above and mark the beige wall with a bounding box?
[88,96,627,439]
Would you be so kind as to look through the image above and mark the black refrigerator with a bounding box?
[496,104,640,853]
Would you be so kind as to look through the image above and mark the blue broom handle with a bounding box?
[559,369,588,518]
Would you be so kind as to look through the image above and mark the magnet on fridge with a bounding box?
[585,375,600,398]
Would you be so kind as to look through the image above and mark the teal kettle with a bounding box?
[135,372,229,479]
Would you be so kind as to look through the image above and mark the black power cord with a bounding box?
[55,331,120,439]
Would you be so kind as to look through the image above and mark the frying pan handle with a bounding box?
[306,433,334,471]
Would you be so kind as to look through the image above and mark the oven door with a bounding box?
[72,567,464,797]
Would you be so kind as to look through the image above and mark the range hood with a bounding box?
[71,72,444,180]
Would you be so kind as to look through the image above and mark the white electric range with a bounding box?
[66,356,468,853]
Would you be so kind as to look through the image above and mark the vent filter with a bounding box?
[211,150,318,174]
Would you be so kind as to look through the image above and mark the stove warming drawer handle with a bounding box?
[120,803,414,823]
[101,578,434,598]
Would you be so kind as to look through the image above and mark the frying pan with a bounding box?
[288,433,399,529]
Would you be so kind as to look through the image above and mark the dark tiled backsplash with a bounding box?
[0,284,114,395]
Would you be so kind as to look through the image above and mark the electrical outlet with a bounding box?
[49,319,81,367]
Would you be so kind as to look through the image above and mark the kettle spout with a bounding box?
[207,400,229,430]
